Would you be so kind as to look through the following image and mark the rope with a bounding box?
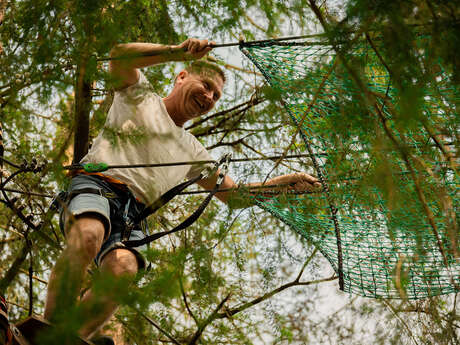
[1,183,320,200]
[96,33,328,61]
[87,22,460,62]
[63,153,323,173]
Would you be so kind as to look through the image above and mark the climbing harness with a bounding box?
[122,153,231,247]
[55,153,231,245]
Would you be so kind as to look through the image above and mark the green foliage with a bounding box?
[0,0,459,344]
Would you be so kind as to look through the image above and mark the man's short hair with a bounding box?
[183,60,226,83]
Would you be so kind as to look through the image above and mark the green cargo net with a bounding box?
[240,38,459,299]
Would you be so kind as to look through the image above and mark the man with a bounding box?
[44,38,320,343]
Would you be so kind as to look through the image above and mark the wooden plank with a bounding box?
[14,316,93,345]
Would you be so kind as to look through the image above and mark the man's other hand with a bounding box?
[177,38,214,60]
[265,172,322,192]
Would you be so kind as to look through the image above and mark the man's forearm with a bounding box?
[109,39,212,89]
[110,42,187,69]
[226,182,277,209]
[109,42,186,89]
[226,173,322,209]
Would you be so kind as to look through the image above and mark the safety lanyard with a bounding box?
[122,153,231,247]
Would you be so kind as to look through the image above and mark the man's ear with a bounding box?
[175,70,188,85]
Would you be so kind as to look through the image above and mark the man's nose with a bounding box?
[204,90,214,102]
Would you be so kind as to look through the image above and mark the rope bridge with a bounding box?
[240,37,459,299]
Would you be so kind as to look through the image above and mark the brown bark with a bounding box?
[0,242,30,295]
[73,12,97,163]
[0,0,6,55]
[73,59,92,163]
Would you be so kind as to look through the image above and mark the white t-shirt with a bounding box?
[81,72,213,205]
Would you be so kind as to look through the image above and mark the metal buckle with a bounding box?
[201,153,232,180]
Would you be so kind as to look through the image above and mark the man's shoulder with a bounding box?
[115,71,157,102]
[183,130,211,158]
[183,129,200,142]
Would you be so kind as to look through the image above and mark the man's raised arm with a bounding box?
[109,39,213,89]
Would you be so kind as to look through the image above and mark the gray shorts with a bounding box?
[60,174,148,270]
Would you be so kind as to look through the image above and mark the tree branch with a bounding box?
[206,134,253,150]
[19,268,48,284]
[206,55,263,76]
[295,248,318,282]
[187,96,264,131]
[380,299,421,345]
[0,241,31,295]
[244,13,267,33]
[179,275,199,327]
[215,275,336,320]
[191,102,263,140]
[137,309,180,345]
[187,293,232,345]
[263,57,339,186]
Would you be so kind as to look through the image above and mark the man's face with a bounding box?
[176,71,224,119]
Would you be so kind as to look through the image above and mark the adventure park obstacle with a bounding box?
[240,36,459,299]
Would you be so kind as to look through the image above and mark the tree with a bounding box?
[0,0,458,344]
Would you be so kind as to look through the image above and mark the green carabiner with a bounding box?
[83,162,109,173]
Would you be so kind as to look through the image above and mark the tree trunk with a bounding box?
[0,0,6,55]
[73,57,92,163]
